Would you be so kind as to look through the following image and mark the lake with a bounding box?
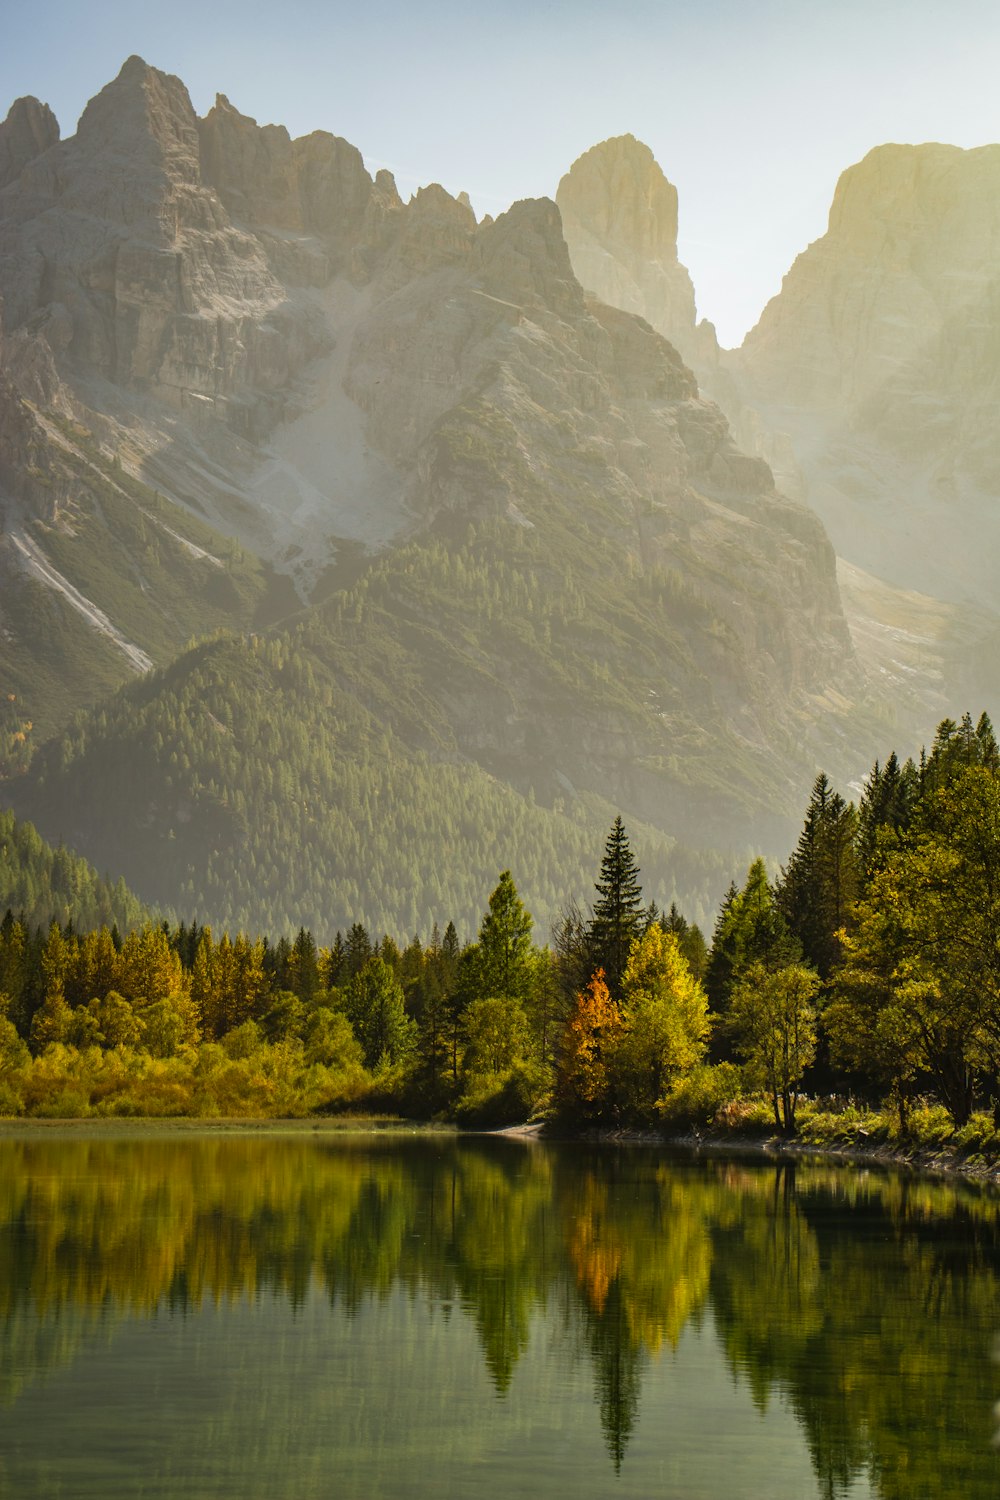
[0,1129,997,1498]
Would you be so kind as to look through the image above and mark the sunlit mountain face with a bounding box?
[1,53,998,932]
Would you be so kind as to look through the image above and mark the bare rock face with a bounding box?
[556,136,702,365]
[0,57,874,850]
[0,58,329,429]
[0,96,59,191]
[346,190,856,756]
[198,92,374,279]
[732,143,1000,605]
[740,143,1000,410]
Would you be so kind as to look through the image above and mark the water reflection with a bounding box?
[0,1133,998,1498]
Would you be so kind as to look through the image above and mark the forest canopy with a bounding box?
[2,713,999,1133]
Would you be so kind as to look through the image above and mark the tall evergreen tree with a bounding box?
[705,881,741,1015]
[588,817,643,1000]
[289,927,321,1004]
[476,870,533,1003]
[777,774,859,978]
[706,863,799,1063]
[856,752,916,881]
[663,901,709,981]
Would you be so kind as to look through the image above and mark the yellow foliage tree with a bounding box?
[615,927,710,1120]
[558,970,624,1120]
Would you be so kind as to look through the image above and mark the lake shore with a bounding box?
[5,1112,1000,1184]
[498,1118,1000,1183]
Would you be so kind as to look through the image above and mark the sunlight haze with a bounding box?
[3,0,998,345]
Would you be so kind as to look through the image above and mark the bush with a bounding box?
[660,1064,743,1127]
[454,1062,546,1128]
[0,1079,24,1115]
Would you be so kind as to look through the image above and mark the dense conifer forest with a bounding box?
[6,511,802,939]
[3,712,1000,1136]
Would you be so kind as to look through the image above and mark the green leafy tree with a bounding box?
[614,927,710,1120]
[729,962,819,1133]
[462,995,530,1076]
[828,764,1000,1126]
[344,956,415,1070]
[139,989,201,1058]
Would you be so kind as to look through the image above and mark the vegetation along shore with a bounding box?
[3,711,1000,1177]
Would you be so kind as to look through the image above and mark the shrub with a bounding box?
[660,1063,742,1127]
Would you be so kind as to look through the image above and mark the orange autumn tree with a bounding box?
[557,969,625,1121]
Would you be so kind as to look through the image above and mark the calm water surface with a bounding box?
[0,1131,997,1499]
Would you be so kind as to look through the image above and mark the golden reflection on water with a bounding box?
[0,1134,999,1497]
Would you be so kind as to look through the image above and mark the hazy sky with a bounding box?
[4,0,999,345]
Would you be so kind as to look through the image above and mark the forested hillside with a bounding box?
[10,615,735,938]
[5,714,1000,1137]
[0,810,150,930]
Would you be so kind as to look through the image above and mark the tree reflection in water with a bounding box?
[0,1133,998,1497]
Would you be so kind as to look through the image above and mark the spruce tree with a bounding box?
[476,870,534,1002]
[777,774,858,978]
[588,817,643,1000]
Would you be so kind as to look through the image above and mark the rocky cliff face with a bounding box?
[554,130,1000,747]
[0,96,59,192]
[556,135,706,370]
[0,58,330,426]
[0,58,879,880]
[344,192,856,751]
[731,143,1000,606]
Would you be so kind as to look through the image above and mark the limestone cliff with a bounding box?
[732,143,1000,606]
[0,58,877,877]
[556,135,703,368]
[0,96,59,192]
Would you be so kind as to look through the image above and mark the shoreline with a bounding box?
[4,1112,1000,1184]
[497,1119,1000,1183]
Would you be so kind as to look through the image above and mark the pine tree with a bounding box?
[476,871,533,1003]
[289,927,321,1003]
[705,882,741,1015]
[588,817,643,1000]
[777,774,859,978]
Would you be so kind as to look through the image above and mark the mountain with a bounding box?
[727,143,1000,611]
[556,135,706,370]
[0,60,883,934]
[558,132,1000,733]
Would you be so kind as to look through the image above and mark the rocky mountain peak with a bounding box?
[75,55,200,176]
[558,134,680,256]
[740,141,1000,409]
[727,139,1000,606]
[556,135,698,362]
[474,196,583,316]
[825,141,1000,256]
[197,91,373,270]
[0,96,59,191]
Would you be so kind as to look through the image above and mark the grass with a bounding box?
[695,1094,1000,1175]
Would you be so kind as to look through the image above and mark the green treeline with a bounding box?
[8,497,787,940]
[0,809,151,932]
[0,811,714,1122]
[1,1136,998,1498]
[3,710,1000,1131]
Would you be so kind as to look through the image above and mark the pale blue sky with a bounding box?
[3,0,998,344]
